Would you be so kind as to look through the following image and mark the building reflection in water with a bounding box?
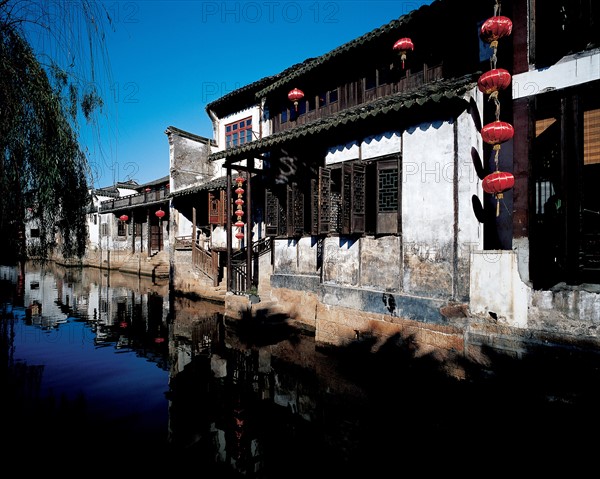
[4,262,600,476]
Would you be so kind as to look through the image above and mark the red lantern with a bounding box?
[483,170,514,217]
[481,121,514,146]
[480,16,513,46]
[478,68,511,95]
[119,214,129,222]
[235,187,245,196]
[235,220,245,228]
[235,198,244,206]
[483,171,514,194]
[155,209,165,219]
[235,176,246,184]
[145,187,151,192]
[235,209,244,217]
[235,231,245,240]
[393,37,414,69]
[288,88,304,111]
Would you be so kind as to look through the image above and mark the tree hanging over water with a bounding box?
[0,0,112,264]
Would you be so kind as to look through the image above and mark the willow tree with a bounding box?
[0,0,112,265]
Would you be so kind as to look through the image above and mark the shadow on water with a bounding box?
[2,262,600,475]
[167,308,600,476]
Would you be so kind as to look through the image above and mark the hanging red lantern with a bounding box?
[288,88,304,111]
[481,121,514,146]
[483,171,514,195]
[235,198,244,206]
[155,208,165,219]
[480,16,513,47]
[478,68,511,95]
[119,214,129,222]
[393,37,414,69]
[235,187,245,196]
[483,170,515,217]
[235,231,245,240]
[235,176,246,185]
[145,187,151,192]
[234,220,245,228]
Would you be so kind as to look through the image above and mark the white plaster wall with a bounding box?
[297,237,318,273]
[214,106,262,152]
[169,134,213,192]
[325,141,360,165]
[117,187,138,197]
[402,120,456,245]
[361,131,402,159]
[174,210,193,238]
[322,236,360,286]
[457,87,485,252]
[325,132,402,165]
[470,250,529,327]
[273,238,299,273]
[513,50,600,100]
[87,213,100,249]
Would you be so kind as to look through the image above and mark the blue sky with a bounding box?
[68,1,433,187]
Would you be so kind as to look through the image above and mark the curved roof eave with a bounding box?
[209,72,478,162]
[254,2,435,99]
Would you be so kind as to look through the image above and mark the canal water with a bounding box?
[1,261,599,475]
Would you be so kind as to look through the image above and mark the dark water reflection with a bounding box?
[2,262,600,475]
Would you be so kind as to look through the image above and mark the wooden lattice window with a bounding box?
[208,190,225,225]
[318,167,331,235]
[317,162,365,236]
[266,188,288,237]
[287,182,304,237]
[584,108,600,165]
[376,157,400,235]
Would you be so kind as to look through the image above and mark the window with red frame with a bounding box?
[225,117,253,147]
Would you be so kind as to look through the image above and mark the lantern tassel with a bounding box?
[495,192,505,217]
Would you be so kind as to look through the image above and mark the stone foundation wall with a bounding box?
[261,284,600,381]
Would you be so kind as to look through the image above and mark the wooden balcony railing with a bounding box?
[99,189,169,213]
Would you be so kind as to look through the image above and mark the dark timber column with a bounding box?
[246,160,253,291]
[147,209,151,257]
[131,211,136,253]
[226,166,232,291]
[512,97,531,240]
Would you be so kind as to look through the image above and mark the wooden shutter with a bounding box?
[311,178,319,235]
[265,189,279,236]
[352,162,366,234]
[376,157,400,235]
[318,167,331,235]
[287,182,304,237]
[208,190,225,225]
[342,163,352,234]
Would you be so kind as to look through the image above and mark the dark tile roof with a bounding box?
[209,72,478,162]
[206,1,441,114]
[165,126,215,145]
[205,59,316,116]
[138,176,170,188]
[169,176,230,198]
[254,2,435,99]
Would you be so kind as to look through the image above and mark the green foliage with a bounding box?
[0,1,111,264]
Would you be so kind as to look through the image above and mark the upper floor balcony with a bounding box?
[99,187,169,214]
